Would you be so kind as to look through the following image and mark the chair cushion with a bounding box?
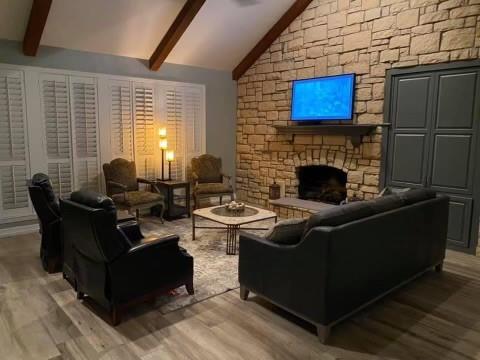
[194,183,233,195]
[191,154,223,183]
[398,188,436,205]
[265,218,307,245]
[103,158,138,194]
[303,201,375,237]
[112,191,163,207]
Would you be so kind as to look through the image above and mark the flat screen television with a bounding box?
[291,73,355,122]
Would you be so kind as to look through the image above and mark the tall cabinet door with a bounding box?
[428,70,479,248]
[0,70,32,219]
[387,74,434,188]
[386,65,480,251]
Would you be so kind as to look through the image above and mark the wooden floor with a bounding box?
[1,232,480,360]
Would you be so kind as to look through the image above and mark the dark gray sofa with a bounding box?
[238,189,449,342]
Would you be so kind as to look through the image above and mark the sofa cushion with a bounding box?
[367,194,404,214]
[265,218,307,245]
[304,201,375,237]
[398,188,436,205]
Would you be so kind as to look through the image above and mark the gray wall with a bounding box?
[0,39,237,179]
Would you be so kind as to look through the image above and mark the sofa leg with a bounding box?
[76,291,84,300]
[240,286,249,300]
[186,280,195,295]
[111,307,121,326]
[316,324,330,343]
[435,262,444,272]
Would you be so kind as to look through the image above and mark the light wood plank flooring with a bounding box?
[1,231,480,359]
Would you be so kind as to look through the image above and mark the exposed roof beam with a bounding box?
[232,0,313,81]
[23,0,52,56]
[149,0,206,71]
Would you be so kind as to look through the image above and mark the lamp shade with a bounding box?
[158,127,167,137]
[166,150,175,162]
[159,139,168,150]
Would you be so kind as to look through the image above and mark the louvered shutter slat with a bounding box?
[134,85,156,178]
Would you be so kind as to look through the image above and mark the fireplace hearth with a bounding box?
[297,165,347,205]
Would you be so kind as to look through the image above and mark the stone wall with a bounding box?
[236,0,479,206]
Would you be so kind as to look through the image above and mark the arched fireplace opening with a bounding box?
[296,165,347,205]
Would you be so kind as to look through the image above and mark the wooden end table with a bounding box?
[192,205,277,255]
[155,180,191,219]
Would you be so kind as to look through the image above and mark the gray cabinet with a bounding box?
[384,62,480,252]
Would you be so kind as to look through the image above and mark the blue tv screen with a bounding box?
[291,74,355,121]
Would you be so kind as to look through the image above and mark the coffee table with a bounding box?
[192,205,277,255]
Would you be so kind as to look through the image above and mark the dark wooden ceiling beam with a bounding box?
[149,0,206,71]
[232,0,313,81]
[23,0,52,56]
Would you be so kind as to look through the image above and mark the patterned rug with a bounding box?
[139,214,275,314]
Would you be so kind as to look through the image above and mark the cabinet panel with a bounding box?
[430,134,473,192]
[395,77,431,129]
[390,134,427,186]
[437,73,476,129]
[445,196,473,248]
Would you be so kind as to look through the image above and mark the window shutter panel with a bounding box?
[183,87,204,167]
[110,80,133,160]
[70,77,100,191]
[134,84,156,179]
[166,88,184,180]
[0,70,31,218]
[39,74,73,198]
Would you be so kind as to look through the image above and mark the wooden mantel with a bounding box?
[273,124,390,147]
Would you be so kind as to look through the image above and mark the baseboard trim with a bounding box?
[0,224,39,238]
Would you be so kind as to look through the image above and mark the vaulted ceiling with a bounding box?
[0,0,296,71]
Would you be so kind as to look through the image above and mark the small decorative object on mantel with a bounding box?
[225,201,246,213]
[269,181,281,200]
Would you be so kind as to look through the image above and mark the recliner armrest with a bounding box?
[128,234,179,254]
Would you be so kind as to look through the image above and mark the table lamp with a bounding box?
[159,138,168,181]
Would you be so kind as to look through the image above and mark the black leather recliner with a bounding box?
[28,173,62,273]
[60,190,194,325]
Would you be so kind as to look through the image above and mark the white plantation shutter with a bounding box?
[110,80,133,160]
[39,74,73,198]
[166,87,184,180]
[0,70,31,218]
[70,77,100,191]
[183,87,204,168]
[134,83,156,179]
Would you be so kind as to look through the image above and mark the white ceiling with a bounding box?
[0,0,295,71]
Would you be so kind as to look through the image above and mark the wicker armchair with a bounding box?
[191,154,234,209]
[103,158,165,221]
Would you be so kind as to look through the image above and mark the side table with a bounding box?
[155,180,191,219]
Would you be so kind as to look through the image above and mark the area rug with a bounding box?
[140,215,274,314]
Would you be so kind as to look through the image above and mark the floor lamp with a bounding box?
[159,128,168,181]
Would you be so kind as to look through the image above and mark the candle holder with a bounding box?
[166,150,175,181]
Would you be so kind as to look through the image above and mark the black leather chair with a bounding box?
[28,173,62,273]
[60,190,194,325]
[239,189,449,343]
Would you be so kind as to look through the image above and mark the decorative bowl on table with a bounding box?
[224,201,245,213]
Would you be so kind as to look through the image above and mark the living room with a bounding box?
[0,0,479,359]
